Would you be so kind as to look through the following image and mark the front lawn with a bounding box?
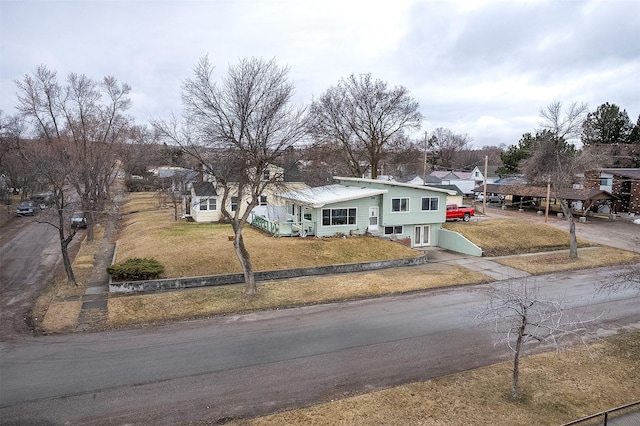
[443,218,595,257]
[115,194,420,278]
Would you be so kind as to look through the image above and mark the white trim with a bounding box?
[336,176,456,195]
[321,207,358,227]
[391,197,410,213]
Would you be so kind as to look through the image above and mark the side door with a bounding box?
[368,206,379,232]
[413,225,431,247]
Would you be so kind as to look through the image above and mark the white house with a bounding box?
[429,166,484,196]
[186,164,309,223]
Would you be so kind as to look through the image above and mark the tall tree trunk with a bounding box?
[60,238,76,285]
[232,221,257,295]
[57,214,77,285]
[559,199,578,259]
[512,312,527,398]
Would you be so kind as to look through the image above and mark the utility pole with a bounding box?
[545,177,551,223]
[483,155,488,215]
[422,131,428,185]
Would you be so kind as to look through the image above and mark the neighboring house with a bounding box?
[584,168,640,215]
[188,182,219,222]
[429,166,484,195]
[406,175,442,186]
[427,184,465,206]
[405,177,464,205]
[258,177,458,249]
[153,166,199,192]
[186,164,310,223]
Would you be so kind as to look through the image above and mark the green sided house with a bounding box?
[251,177,479,253]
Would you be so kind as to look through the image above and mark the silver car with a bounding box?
[16,200,36,216]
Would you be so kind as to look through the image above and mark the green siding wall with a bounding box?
[315,195,381,237]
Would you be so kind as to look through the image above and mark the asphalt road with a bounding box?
[1,266,638,425]
[0,215,72,337]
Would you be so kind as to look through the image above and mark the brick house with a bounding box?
[584,168,640,215]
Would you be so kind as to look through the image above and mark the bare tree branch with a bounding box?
[154,57,307,296]
[475,279,601,399]
[307,73,421,179]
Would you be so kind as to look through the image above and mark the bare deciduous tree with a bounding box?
[430,127,472,170]
[307,73,421,179]
[0,112,31,202]
[522,101,591,259]
[475,279,599,399]
[120,125,165,179]
[27,140,80,284]
[540,101,589,141]
[154,56,307,296]
[600,235,640,294]
[15,66,131,242]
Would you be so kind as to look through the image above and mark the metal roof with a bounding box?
[475,183,616,201]
[335,176,457,195]
[598,168,640,179]
[278,184,388,208]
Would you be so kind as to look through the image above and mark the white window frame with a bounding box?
[199,198,217,211]
[259,195,268,206]
[321,207,357,226]
[391,197,410,213]
[421,197,439,211]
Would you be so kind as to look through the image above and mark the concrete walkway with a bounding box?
[425,248,531,281]
[76,191,121,332]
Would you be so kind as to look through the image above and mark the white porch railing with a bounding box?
[250,212,316,237]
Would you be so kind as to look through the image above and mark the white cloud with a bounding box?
[1,0,638,149]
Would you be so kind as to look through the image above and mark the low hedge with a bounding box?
[107,257,165,281]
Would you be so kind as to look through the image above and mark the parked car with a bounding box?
[31,191,54,209]
[476,193,504,203]
[71,211,88,229]
[16,200,37,216]
[446,204,475,222]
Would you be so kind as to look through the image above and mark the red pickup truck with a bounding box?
[446,204,475,222]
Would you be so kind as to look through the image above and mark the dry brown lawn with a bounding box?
[114,195,420,278]
[35,226,105,333]
[232,332,640,426]
[444,218,595,257]
[35,193,640,424]
[108,264,489,326]
[496,246,640,274]
[106,194,640,328]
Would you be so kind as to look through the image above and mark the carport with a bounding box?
[474,184,616,215]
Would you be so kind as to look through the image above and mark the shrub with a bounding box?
[107,258,165,281]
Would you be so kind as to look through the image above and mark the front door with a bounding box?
[414,225,430,247]
[368,206,379,232]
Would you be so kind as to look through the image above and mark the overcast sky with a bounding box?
[1,0,639,148]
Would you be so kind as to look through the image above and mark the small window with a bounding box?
[384,225,403,235]
[199,198,216,211]
[231,196,238,212]
[259,195,268,206]
[421,197,439,211]
[262,169,270,181]
[391,198,409,212]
